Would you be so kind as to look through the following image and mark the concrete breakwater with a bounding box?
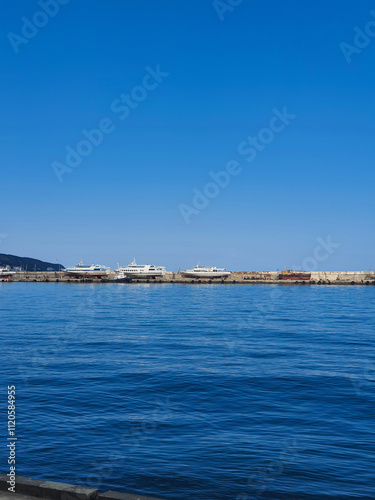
[0,474,165,500]
[2,270,375,285]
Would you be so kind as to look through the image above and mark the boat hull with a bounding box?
[0,271,16,280]
[181,272,231,279]
[120,273,164,278]
[65,271,110,278]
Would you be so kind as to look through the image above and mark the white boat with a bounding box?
[0,267,16,280]
[114,259,166,280]
[65,260,110,278]
[181,264,231,279]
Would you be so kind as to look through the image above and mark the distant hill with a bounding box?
[0,253,65,272]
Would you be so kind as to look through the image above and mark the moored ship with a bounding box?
[279,270,311,281]
[114,259,166,280]
[181,265,231,279]
[65,261,111,278]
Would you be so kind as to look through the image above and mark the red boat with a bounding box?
[0,267,16,281]
[279,270,311,281]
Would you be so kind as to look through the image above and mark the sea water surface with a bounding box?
[0,283,374,500]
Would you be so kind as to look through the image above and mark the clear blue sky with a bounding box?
[1,0,374,271]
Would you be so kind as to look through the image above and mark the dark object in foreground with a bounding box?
[0,475,166,500]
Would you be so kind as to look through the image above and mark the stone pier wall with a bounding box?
[2,270,375,284]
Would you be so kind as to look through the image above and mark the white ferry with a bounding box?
[114,259,166,280]
[0,267,16,280]
[181,264,231,279]
[65,261,111,278]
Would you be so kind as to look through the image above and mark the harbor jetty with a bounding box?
[0,475,165,500]
[1,270,375,285]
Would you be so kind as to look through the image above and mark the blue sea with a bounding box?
[0,283,374,500]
